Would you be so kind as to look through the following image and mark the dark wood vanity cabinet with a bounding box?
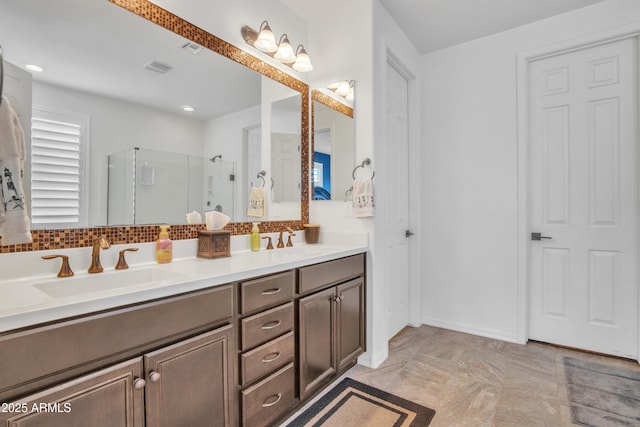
[0,286,235,427]
[0,252,366,427]
[298,255,365,400]
[237,271,296,427]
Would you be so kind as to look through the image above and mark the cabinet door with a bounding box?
[144,325,233,427]
[336,278,365,370]
[0,358,144,427]
[298,287,336,399]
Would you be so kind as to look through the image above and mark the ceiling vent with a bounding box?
[181,42,203,55]
[143,61,172,74]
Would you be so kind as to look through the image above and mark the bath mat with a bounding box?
[286,378,435,427]
[563,356,640,427]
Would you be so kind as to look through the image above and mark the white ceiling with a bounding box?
[282,0,608,54]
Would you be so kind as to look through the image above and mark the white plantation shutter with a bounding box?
[30,108,89,228]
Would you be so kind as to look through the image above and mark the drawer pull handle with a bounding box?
[261,352,281,363]
[133,378,146,390]
[261,288,281,295]
[261,320,282,330]
[262,393,282,408]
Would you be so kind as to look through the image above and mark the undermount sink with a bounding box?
[34,268,185,298]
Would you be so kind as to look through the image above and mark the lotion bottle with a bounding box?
[250,222,260,251]
[156,225,173,263]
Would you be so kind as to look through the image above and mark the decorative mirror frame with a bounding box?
[1,0,309,253]
[311,90,353,201]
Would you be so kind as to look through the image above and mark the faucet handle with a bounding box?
[116,248,139,270]
[286,233,296,247]
[262,236,274,250]
[42,254,74,278]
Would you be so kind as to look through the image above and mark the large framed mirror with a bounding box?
[312,84,354,201]
[0,0,309,251]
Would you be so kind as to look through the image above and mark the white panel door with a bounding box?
[271,132,300,203]
[385,61,411,340]
[529,37,638,358]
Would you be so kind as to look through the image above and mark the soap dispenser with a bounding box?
[250,222,261,251]
[156,225,173,263]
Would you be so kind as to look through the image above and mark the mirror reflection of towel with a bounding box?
[0,96,32,244]
[352,179,374,218]
[247,187,265,217]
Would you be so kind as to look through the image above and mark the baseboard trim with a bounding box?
[422,317,524,344]
[358,346,389,369]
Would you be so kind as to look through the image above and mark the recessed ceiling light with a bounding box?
[182,106,195,112]
[25,64,44,72]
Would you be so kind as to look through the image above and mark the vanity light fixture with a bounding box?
[273,34,295,63]
[253,21,278,53]
[292,45,313,72]
[242,22,313,72]
[25,64,44,72]
[327,80,354,102]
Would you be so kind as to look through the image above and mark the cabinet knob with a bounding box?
[148,371,161,383]
[262,393,282,408]
[133,378,146,389]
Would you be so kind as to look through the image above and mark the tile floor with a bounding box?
[287,325,640,427]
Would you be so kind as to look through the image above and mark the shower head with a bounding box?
[210,154,222,163]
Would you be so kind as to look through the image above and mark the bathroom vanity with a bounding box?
[0,245,366,427]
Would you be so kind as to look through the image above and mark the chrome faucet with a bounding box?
[88,235,110,273]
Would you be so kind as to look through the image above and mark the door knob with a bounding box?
[531,232,552,241]
[405,230,414,238]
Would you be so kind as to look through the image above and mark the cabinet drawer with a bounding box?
[298,253,364,294]
[240,270,295,314]
[241,363,295,427]
[241,303,294,351]
[0,285,233,399]
[240,331,294,386]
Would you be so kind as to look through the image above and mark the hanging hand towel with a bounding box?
[352,179,375,218]
[247,186,265,217]
[0,96,32,245]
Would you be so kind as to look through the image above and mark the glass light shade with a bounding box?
[274,35,296,63]
[335,80,351,96]
[254,23,277,53]
[345,89,354,101]
[292,47,313,72]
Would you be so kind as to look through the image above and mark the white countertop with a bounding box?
[0,242,367,333]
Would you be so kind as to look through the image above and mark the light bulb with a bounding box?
[292,46,313,72]
[254,22,277,53]
[274,34,296,63]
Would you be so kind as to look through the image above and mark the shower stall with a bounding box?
[107,148,235,225]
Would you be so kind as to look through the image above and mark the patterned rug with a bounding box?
[564,357,640,427]
[287,378,435,427]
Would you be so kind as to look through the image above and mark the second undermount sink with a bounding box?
[34,268,186,298]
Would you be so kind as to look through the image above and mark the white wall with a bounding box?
[420,0,640,343]
[33,82,205,226]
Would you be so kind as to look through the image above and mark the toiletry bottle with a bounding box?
[250,222,260,251]
[156,225,173,263]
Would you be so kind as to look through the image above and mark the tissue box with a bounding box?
[197,230,231,258]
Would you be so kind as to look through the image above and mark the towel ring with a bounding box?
[251,170,266,188]
[352,158,375,180]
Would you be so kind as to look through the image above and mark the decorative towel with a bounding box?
[0,96,32,245]
[352,179,374,218]
[247,186,265,217]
